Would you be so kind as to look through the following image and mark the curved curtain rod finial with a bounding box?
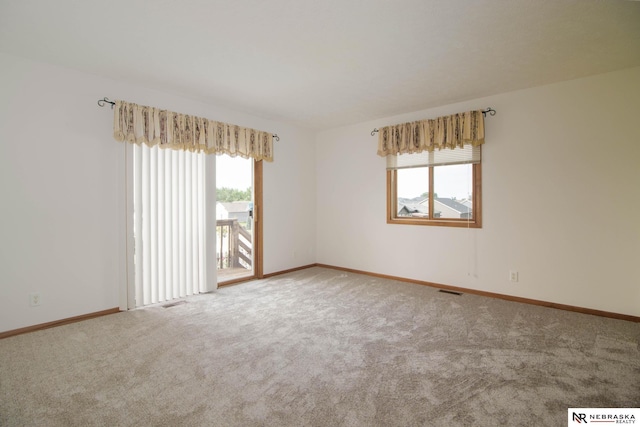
[97,97,116,108]
[273,134,280,142]
[371,128,379,136]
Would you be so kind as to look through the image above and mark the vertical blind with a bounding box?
[133,143,206,306]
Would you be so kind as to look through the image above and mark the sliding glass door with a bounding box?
[215,155,262,285]
[125,147,263,308]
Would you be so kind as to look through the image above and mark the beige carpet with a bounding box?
[1,267,638,426]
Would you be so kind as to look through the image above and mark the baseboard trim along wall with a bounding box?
[311,264,640,323]
[0,308,121,340]
[263,264,318,279]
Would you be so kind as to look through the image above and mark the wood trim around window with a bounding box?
[254,159,264,279]
[387,163,482,228]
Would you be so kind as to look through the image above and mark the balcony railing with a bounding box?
[216,219,252,280]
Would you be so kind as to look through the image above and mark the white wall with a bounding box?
[316,67,640,317]
[0,52,316,333]
[263,125,317,273]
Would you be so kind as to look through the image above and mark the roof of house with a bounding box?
[458,199,473,209]
[398,204,429,215]
[218,201,251,213]
[398,197,428,206]
[435,198,471,214]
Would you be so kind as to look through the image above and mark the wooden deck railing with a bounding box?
[216,219,252,270]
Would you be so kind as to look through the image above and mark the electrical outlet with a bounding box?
[509,271,519,283]
[29,292,41,307]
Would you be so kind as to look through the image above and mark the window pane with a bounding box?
[433,164,473,219]
[216,155,255,281]
[396,167,429,218]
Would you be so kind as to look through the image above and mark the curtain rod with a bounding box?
[369,108,496,137]
[97,97,280,141]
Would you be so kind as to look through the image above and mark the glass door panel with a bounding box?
[215,155,256,284]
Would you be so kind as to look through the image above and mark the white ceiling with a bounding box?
[1,0,639,130]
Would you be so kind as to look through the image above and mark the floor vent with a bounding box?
[162,300,187,308]
[438,289,463,296]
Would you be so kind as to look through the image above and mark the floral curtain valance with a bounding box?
[377,110,485,157]
[113,100,274,162]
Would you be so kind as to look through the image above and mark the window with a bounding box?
[387,145,482,227]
